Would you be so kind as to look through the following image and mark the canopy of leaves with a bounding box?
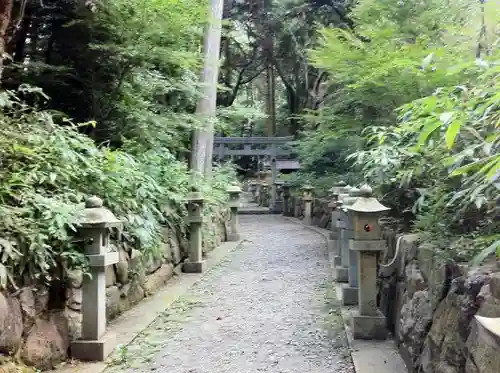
[0,0,238,290]
[296,0,499,262]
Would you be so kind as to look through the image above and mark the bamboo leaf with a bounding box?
[445,120,461,149]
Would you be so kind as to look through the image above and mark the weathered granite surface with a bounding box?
[378,233,500,373]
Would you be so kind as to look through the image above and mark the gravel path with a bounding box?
[106,215,354,373]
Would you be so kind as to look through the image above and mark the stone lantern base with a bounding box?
[71,333,115,361]
[341,285,358,306]
[351,310,388,340]
[270,200,283,214]
[182,260,206,273]
[334,267,348,282]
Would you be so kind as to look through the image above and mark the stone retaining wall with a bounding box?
[378,233,500,373]
[281,189,500,373]
[0,215,228,370]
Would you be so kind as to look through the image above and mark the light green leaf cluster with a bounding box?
[300,0,499,262]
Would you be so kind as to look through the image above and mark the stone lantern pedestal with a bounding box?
[71,196,122,361]
[347,185,390,340]
[182,190,206,273]
[227,183,242,241]
[302,184,314,225]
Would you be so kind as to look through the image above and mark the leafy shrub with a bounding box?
[299,0,499,263]
[0,87,235,290]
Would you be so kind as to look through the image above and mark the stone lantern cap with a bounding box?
[80,196,122,228]
[302,184,313,191]
[329,181,347,194]
[342,187,361,210]
[338,186,353,203]
[227,183,242,194]
[346,184,390,213]
[339,184,352,195]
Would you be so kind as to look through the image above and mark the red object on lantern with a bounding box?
[364,224,372,232]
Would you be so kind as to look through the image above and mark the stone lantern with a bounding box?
[226,183,242,241]
[182,189,206,273]
[71,196,122,361]
[260,183,269,207]
[302,184,314,225]
[328,181,347,200]
[341,187,361,306]
[282,182,291,217]
[272,180,285,214]
[330,200,343,266]
[249,181,258,202]
[334,186,357,283]
[346,184,390,340]
[327,181,347,252]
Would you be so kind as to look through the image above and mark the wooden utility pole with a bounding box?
[263,0,276,137]
[190,0,224,176]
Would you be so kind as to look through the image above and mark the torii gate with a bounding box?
[213,136,298,210]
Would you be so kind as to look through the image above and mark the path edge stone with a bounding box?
[49,239,245,373]
[284,216,408,373]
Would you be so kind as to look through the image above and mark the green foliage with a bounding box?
[298,0,499,264]
[86,0,207,148]
[0,89,235,290]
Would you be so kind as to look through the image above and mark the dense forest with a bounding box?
[0,0,498,306]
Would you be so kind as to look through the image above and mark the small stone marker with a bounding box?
[302,184,314,225]
[346,184,390,340]
[227,183,242,241]
[71,196,122,361]
[182,189,206,273]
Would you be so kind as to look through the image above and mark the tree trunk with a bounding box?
[190,0,224,177]
[0,0,13,83]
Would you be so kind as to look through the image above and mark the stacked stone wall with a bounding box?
[280,188,500,373]
[0,215,228,370]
